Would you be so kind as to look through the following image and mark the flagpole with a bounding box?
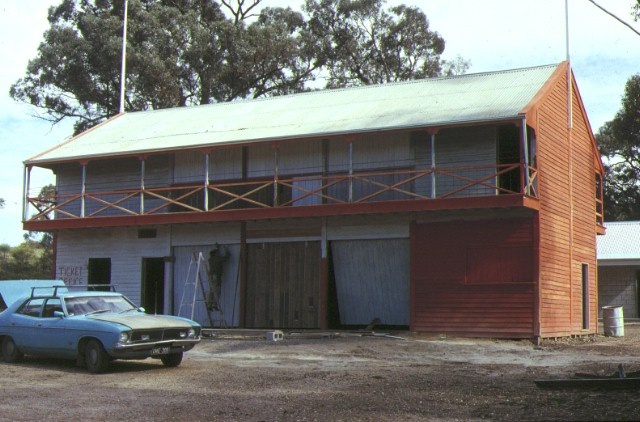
[565,0,572,129]
[565,0,575,326]
[119,0,129,114]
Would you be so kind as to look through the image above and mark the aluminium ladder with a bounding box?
[177,252,227,328]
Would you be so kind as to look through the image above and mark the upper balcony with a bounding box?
[24,158,540,231]
[24,116,609,232]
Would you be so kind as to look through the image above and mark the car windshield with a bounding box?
[65,296,136,316]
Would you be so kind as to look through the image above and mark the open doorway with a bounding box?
[141,258,165,314]
[497,125,521,194]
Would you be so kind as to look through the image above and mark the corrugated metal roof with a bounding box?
[597,221,640,261]
[26,63,561,165]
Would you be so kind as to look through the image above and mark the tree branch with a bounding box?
[587,0,640,37]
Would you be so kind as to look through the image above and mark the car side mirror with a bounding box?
[53,311,65,318]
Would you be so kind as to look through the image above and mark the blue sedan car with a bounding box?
[0,281,201,373]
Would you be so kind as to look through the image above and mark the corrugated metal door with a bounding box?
[331,239,410,326]
[173,245,241,327]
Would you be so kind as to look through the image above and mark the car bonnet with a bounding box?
[88,313,194,330]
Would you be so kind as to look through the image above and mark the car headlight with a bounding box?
[118,332,130,343]
[178,328,197,339]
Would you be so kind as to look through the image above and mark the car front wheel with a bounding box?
[2,337,24,363]
[160,352,183,367]
[85,339,110,374]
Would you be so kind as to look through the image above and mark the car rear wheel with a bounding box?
[160,352,183,367]
[2,337,24,363]
[85,339,110,374]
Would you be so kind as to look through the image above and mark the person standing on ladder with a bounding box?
[207,243,230,311]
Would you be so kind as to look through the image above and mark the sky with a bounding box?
[0,0,639,246]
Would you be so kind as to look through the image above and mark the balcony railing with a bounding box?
[26,163,538,222]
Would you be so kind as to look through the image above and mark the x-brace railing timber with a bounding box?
[26,164,539,221]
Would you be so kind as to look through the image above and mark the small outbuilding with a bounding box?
[597,221,640,319]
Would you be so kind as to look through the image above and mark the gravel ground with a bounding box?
[1,324,640,421]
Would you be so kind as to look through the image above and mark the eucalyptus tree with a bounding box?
[10,0,316,135]
[10,0,465,135]
[303,0,467,88]
[596,75,640,221]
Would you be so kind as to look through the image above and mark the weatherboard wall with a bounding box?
[410,218,536,337]
[54,227,171,308]
[535,68,599,337]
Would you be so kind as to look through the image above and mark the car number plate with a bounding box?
[151,347,170,355]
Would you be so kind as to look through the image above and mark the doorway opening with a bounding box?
[497,125,521,194]
[582,263,589,330]
[142,258,165,314]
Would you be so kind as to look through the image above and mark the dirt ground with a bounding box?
[2,324,640,421]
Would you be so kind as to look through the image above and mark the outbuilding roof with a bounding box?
[26,63,562,166]
[597,221,640,264]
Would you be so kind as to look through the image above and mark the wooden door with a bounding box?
[245,242,320,328]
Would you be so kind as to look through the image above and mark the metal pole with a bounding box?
[521,118,530,195]
[119,0,129,114]
[140,158,146,214]
[565,0,572,129]
[204,152,210,211]
[22,165,30,221]
[273,146,279,206]
[430,132,436,199]
[81,163,87,218]
[348,141,353,202]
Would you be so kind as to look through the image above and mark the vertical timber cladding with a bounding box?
[331,239,410,326]
[411,218,536,337]
[245,242,321,329]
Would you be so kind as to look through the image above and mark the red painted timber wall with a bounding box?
[410,218,536,338]
[534,67,600,337]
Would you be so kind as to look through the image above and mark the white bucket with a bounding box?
[602,306,624,337]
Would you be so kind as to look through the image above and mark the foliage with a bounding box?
[0,239,53,280]
[10,0,464,135]
[304,0,466,88]
[596,74,640,221]
[0,185,55,280]
[0,198,4,208]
